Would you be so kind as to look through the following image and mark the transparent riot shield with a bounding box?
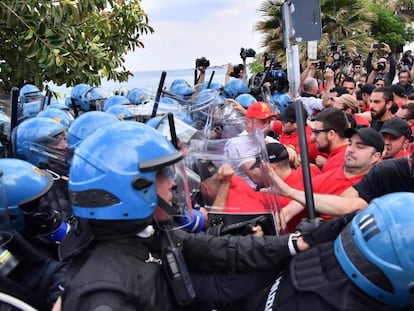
[187,129,287,235]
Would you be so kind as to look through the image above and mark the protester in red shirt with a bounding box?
[311,107,349,173]
[272,102,319,164]
[331,94,371,127]
[266,143,320,232]
[200,163,269,214]
[380,117,412,159]
[281,127,384,223]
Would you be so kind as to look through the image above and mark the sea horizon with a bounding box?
[49,67,227,98]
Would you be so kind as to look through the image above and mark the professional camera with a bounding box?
[373,43,385,49]
[352,55,362,66]
[328,62,341,71]
[196,57,210,69]
[229,64,244,78]
[240,48,256,60]
[315,60,326,70]
[377,61,386,71]
[401,51,413,69]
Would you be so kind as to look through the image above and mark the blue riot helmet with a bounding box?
[272,92,292,114]
[235,93,257,109]
[67,111,120,147]
[70,83,90,108]
[37,107,74,127]
[46,102,76,122]
[102,95,130,111]
[127,88,150,105]
[19,84,42,104]
[170,84,195,98]
[0,158,70,241]
[334,192,414,309]
[170,79,190,89]
[270,69,289,93]
[223,78,249,99]
[106,104,135,120]
[14,117,69,175]
[200,81,223,92]
[79,86,108,112]
[70,121,193,229]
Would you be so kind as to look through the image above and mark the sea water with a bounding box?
[48,67,227,98]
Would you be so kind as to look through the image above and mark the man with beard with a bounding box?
[280,127,384,224]
[311,107,350,173]
[369,86,394,131]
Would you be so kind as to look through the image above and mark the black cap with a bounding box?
[344,127,385,153]
[390,84,407,98]
[380,117,412,139]
[279,102,308,122]
[266,143,289,163]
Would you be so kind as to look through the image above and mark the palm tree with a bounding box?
[255,0,375,68]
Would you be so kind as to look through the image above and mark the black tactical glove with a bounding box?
[295,212,357,247]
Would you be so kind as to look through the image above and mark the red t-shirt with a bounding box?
[389,148,409,159]
[321,144,347,173]
[224,175,269,213]
[312,167,365,219]
[354,114,371,127]
[273,122,319,163]
[278,166,321,232]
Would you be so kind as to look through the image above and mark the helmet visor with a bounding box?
[154,159,193,231]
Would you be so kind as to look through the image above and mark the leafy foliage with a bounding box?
[0,0,153,93]
[253,0,411,71]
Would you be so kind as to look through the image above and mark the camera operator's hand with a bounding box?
[197,66,206,73]
[380,42,391,54]
[323,67,334,82]
[295,212,357,247]
[369,43,376,53]
[226,63,234,75]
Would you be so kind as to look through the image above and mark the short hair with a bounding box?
[342,77,356,87]
[372,86,394,103]
[330,85,349,96]
[303,77,318,93]
[398,68,411,79]
[401,102,414,120]
[314,107,349,137]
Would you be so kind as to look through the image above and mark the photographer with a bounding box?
[365,42,396,86]
[225,63,245,84]
[225,48,255,85]
[194,57,210,93]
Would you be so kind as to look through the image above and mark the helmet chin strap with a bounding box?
[157,195,179,216]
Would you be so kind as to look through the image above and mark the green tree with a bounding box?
[253,0,413,70]
[0,0,153,93]
[369,2,414,52]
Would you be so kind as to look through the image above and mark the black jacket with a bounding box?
[59,219,292,311]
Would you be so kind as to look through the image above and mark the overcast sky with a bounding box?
[124,0,264,72]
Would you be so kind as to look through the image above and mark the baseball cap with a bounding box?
[390,84,407,98]
[380,117,412,139]
[246,102,277,120]
[344,127,385,153]
[266,143,289,163]
[334,94,359,112]
[279,102,308,122]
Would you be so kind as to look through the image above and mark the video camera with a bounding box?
[240,48,256,60]
[352,55,362,66]
[195,57,210,69]
[229,64,244,78]
[377,61,386,71]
